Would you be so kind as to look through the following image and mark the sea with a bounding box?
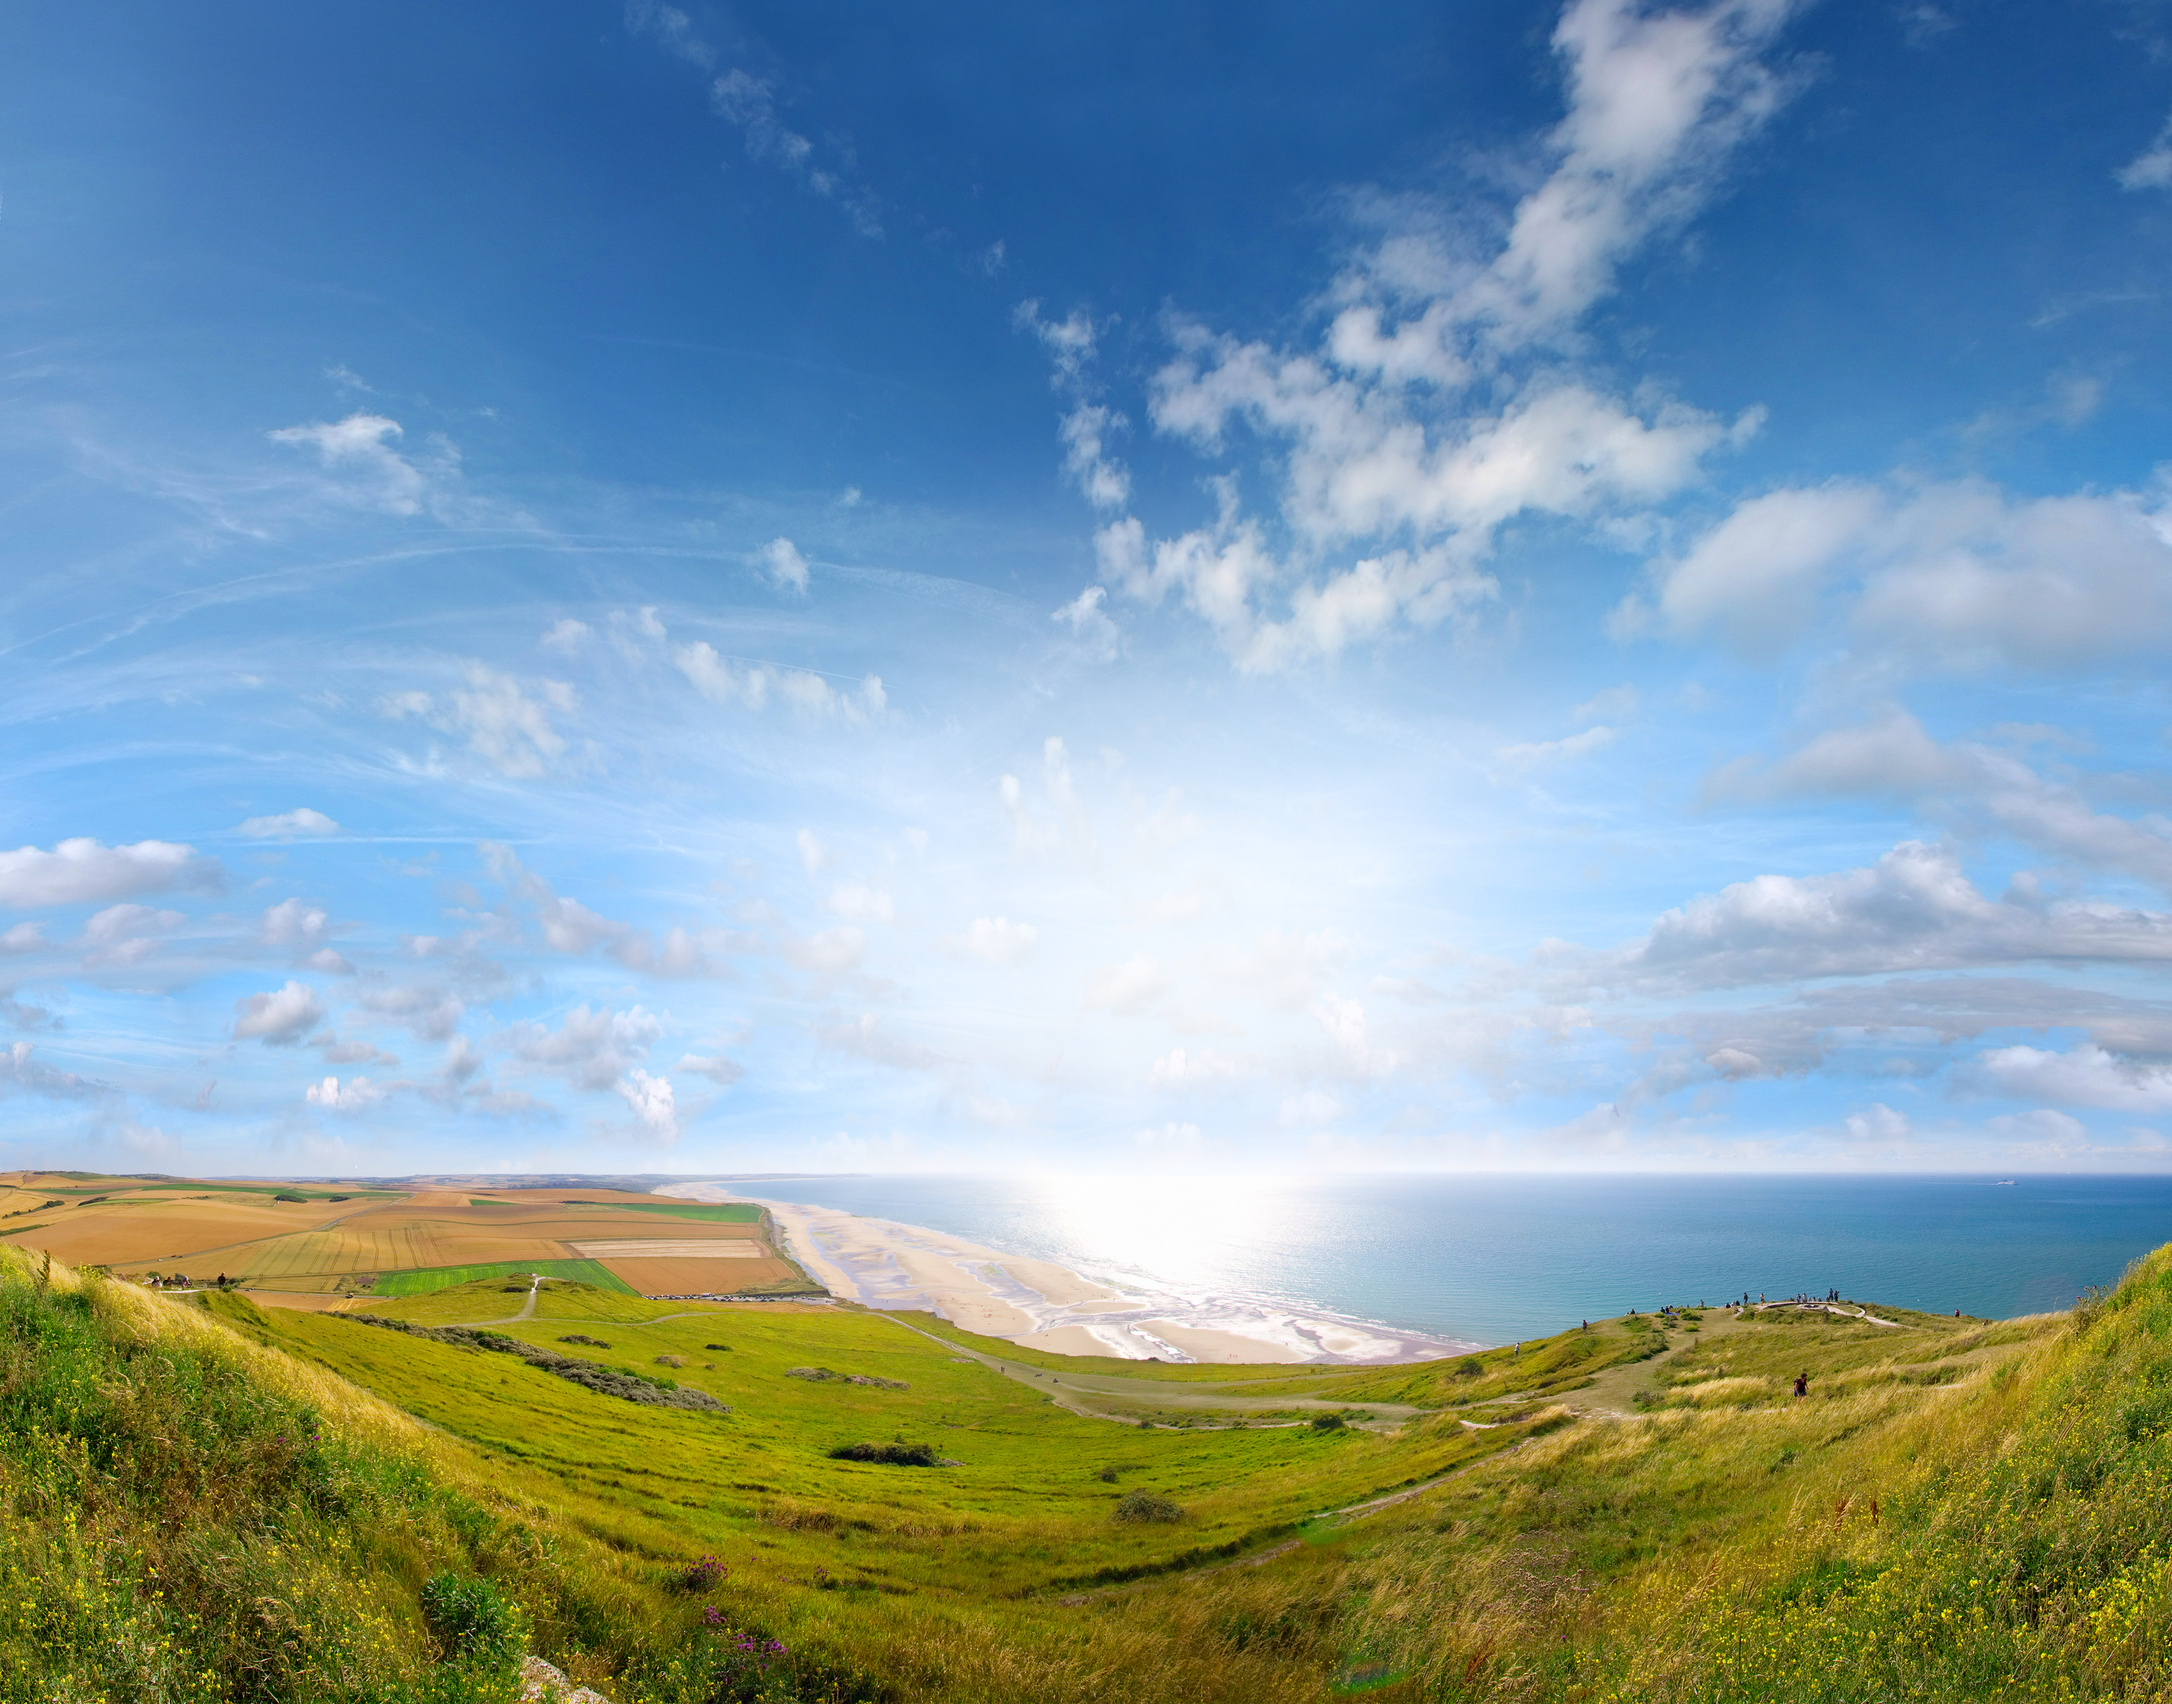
[724,1172,2172,1350]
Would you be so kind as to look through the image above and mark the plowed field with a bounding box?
[600,1254,808,1294]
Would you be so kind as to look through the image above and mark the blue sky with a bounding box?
[7,0,2172,1177]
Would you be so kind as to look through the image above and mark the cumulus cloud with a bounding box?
[305,1075,388,1114]
[356,982,465,1042]
[539,618,592,654]
[232,980,326,1045]
[0,838,218,907]
[1043,0,1796,670]
[1575,840,2172,996]
[380,664,579,779]
[510,1004,664,1091]
[482,844,742,978]
[237,808,340,839]
[759,537,810,593]
[616,1068,680,1140]
[261,898,334,952]
[1975,1044,2172,1113]
[785,926,865,976]
[1627,479,2172,667]
[1149,1047,1241,1087]
[948,916,1039,964]
[676,642,886,721]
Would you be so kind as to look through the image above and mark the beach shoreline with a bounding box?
[657,1182,1468,1365]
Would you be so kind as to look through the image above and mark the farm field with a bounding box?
[0,1169,818,1301]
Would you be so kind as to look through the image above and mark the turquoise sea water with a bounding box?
[733,1173,2172,1347]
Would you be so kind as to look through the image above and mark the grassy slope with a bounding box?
[26,1244,2172,1702]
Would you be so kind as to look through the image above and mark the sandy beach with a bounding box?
[658,1182,1463,1365]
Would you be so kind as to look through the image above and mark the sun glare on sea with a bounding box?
[1027,1173,1299,1294]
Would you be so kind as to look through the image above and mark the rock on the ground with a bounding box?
[519,1653,613,1703]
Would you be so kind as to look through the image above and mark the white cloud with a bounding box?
[0,838,218,907]
[2118,113,2172,191]
[1631,480,2172,666]
[1574,684,1639,722]
[1061,0,1798,671]
[232,980,327,1045]
[306,1075,388,1114]
[616,1068,680,1140]
[675,642,886,721]
[539,618,592,654]
[1715,711,2172,897]
[1052,585,1121,662]
[1976,1044,2172,1113]
[950,916,1039,965]
[676,1052,745,1085]
[1149,1047,1240,1088]
[237,808,340,839]
[817,1012,935,1070]
[827,883,894,923]
[797,829,832,877]
[698,65,883,236]
[0,1041,100,1100]
[82,903,184,967]
[1083,955,1169,1014]
[1058,405,1131,509]
[786,926,865,975]
[0,923,44,953]
[511,1004,665,1091]
[1280,1088,1345,1126]
[1842,1102,1911,1144]
[261,898,333,951]
[380,664,579,779]
[264,412,487,521]
[1578,840,2172,995]
[759,537,811,594]
[1497,724,1618,768]
[356,982,465,1042]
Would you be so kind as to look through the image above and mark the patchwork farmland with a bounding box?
[0,1171,818,1304]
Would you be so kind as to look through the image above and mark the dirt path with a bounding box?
[870,1311,1426,1426]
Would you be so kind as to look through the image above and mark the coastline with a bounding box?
[658,1181,1468,1365]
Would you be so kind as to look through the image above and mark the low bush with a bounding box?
[827,1442,938,1466]
[1113,1490,1184,1524]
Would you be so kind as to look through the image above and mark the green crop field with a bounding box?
[370,1258,638,1297]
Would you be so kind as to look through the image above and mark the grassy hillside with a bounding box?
[17,1241,2172,1701]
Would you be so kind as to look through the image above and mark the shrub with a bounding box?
[420,1572,526,1671]
[655,1353,686,1368]
[272,1191,308,1203]
[705,1342,731,1351]
[1309,1413,1346,1431]
[1455,1358,1484,1378]
[1113,1489,1184,1524]
[558,1333,610,1348]
[827,1441,937,1466]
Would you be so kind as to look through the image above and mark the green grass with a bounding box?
[366,1276,689,1327]
[24,1230,2172,1704]
[372,1259,637,1297]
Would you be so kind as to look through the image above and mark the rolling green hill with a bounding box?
[10,1243,2172,1701]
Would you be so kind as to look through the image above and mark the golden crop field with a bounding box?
[0,1173,804,1303]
